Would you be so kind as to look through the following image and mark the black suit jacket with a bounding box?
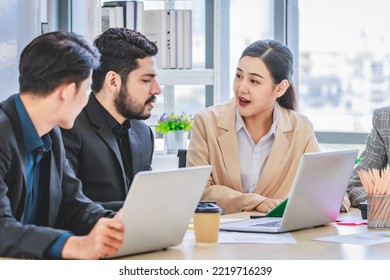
[61,94,154,211]
[0,95,113,259]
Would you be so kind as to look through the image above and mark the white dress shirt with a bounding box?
[236,109,278,193]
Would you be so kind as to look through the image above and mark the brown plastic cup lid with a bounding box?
[195,200,222,213]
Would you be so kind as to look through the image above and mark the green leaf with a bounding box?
[155,113,193,135]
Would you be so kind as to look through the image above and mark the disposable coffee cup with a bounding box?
[193,200,222,245]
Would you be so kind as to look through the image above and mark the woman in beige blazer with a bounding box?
[187,40,348,214]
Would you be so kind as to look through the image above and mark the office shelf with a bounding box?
[73,0,227,109]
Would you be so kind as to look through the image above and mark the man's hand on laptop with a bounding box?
[256,198,283,213]
[61,215,124,260]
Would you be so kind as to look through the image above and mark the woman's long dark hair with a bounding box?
[240,39,296,110]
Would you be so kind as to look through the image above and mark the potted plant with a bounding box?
[156,113,193,154]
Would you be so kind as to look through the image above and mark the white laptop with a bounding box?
[111,165,212,258]
[219,149,359,233]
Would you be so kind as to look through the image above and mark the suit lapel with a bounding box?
[255,104,292,192]
[48,152,61,226]
[85,94,127,182]
[217,99,243,192]
[128,126,143,174]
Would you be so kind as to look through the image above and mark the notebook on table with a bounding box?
[219,149,359,233]
[111,165,212,258]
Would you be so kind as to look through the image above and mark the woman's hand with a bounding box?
[255,198,283,213]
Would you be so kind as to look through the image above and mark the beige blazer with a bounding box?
[187,98,350,214]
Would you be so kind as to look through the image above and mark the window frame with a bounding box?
[285,0,367,145]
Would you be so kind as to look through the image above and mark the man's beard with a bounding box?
[114,85,156,120]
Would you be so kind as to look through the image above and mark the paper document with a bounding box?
[314,232,390,245]
[184,230,296,244]
[187,217,244,230]
[217,231,296,244]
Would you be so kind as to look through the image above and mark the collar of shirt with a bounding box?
[235,106,279,140]
[95,94,131,133]
[14,94,52,154]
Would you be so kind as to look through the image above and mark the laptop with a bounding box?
[219,149,359,233]
[111,165,212,258]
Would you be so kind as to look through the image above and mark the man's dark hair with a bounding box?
[92,28,158,93]
[19,31,101,96]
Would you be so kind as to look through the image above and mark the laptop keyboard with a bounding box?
[251,220,281,227]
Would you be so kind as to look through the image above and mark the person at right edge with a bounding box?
[186,39,352,214]
[347,106,390,208]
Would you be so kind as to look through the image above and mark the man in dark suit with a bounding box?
[61,28,161,211]
[0,31,124,259]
